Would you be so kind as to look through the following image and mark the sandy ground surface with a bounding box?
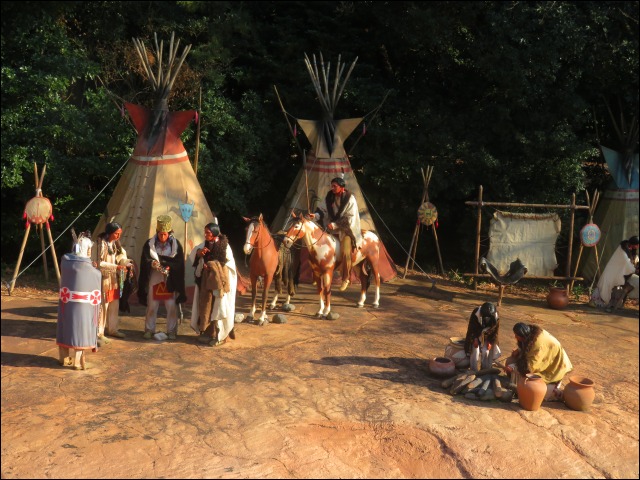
[1,271,638,479]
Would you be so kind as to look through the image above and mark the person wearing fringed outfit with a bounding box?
[57,231,101,370]
[95,221,132,344]
[189,221,238,346]
[138,215,187,340]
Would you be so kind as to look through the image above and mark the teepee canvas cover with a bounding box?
[581,110,639,281]
[580,147,639,280]
[93,33,216,296]
[272,53,397,283]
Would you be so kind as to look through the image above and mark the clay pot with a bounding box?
[444,337,467,366]
[547,287,569,310]
[563,376,596,412]
[429,357,456,377]
[517,373,547,411]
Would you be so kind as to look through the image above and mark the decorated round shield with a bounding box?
[24,196,53,225]
[580,223,601,247]
[417,202,438,226]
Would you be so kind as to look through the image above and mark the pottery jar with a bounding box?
[517,373,547,411]
[429,356,456,377]
[547,287,569,310]
[563,376,596,412]
[444,337,467,366]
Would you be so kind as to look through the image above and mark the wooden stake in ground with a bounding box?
[9,162,61,294]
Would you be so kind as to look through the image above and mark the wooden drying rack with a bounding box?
[464,185,590,290]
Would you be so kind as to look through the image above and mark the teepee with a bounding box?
[581,107,639,281]
[93,33,216,294]
[272,53,397,282]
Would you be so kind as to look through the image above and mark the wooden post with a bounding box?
[45,222,61,285]
[497,284,505,306]
[473,185,483,290]
[9,224,31,294]
[564,193,576,291]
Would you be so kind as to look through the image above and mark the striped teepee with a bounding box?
[273,53,397,282]
[93,33,216,295]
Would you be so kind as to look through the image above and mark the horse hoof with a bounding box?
[326,312,340,321]
[357,303,364,308]
[373,303,379,309]
[283,304,295,312]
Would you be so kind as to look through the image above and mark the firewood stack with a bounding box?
[441,367,516,402]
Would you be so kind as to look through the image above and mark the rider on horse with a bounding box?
[313,176,361,291]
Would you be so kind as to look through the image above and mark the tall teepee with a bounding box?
[272,53,397,282]
[93,33,216,292]
[581,106,639,281]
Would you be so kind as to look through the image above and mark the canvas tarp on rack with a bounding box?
[486,211,561,277]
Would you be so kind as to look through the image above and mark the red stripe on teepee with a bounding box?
[130,154,190,166]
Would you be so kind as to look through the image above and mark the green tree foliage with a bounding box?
[1,1,637,275]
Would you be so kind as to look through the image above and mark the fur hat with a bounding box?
[156,215,173,233]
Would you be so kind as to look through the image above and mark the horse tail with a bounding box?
[362,260,372,290]
[274,244,286,294]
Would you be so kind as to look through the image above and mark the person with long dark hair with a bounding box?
[188,221,237,346]
[503,322,573,401]
[95,221,131,343]
[313,176,361,291]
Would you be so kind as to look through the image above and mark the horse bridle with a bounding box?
[244,220,274,250]
[284,217,330,249]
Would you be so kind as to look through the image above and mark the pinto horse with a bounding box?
[243,214,278,325]
[282,212,381,318]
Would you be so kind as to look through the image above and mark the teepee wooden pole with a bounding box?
[9,224,31,294]
[193,86,202,176]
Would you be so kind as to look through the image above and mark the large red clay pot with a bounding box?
[547,287,569,310]
[429,357,456,377]
[563,376,596,412]
[517,373,547,411]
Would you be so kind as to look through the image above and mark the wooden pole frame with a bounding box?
[464,185,590,290]
[9,162,61,293]
[569,189,600,292]
[403,165,445,278]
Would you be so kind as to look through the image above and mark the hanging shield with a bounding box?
[418,202,438,226]
[580,223,601,247]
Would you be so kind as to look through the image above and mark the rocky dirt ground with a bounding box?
[1,270,638,479]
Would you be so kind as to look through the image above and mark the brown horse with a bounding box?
[243,214,278,325]
[282,212,381,318]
